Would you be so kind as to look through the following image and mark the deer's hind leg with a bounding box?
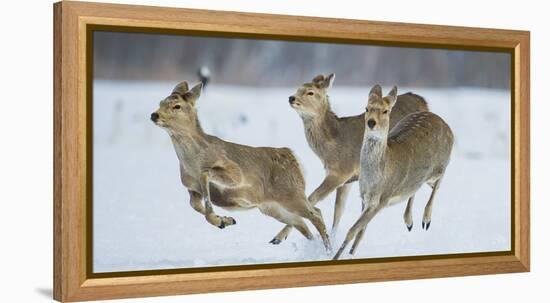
[307,206,332,252]
[403,195,415,231]
[285,198,331,252]
[259,203,313,241]
[332,183,351,233]
[270,174,347,245]
[422,177,442,231]
[270,225,292,245]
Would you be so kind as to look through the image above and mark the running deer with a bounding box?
[333,85,454,260]
[271,74,429,245]
[150,81,331,251]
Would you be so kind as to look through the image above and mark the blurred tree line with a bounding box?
[94,31,510,89]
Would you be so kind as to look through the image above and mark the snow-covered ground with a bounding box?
[93,80,511,273]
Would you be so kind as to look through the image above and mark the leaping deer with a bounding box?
[151,81,331,251]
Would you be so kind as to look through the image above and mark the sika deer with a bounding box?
[333,85,454,260]
[151,81,331,250]
[271,74,429,244]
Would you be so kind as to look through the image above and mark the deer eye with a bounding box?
[173,104,181,110]
[383,110,388,114]
[307,91,314,96]
[365,107,369,112]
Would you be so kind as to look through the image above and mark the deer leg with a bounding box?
[349,199,367,255]
[199,171,236,229]
[403,195,415,232]
[332,183,351,233]
[260,204,314,242]
[188,190,206,215]
[292,218,314,241]
[269,225,292,245]
[308,174,348,204]
[422,179,442,231]
[297,203,331,252]
[333,203,382,260]
[269,174,345,245]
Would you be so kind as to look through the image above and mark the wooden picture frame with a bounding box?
[53,1,530,301]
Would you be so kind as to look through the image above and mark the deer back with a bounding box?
[384,111,454,198]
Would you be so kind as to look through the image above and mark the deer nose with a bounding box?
[150,112,159,122]
[288,96,296,103]
[367,119,376,129]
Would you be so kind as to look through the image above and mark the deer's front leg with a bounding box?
[349,199,367,255]
[308,174,348,204]
[181,168,207,215]
[333,198,382,260]
[199,171,237,229]
[188,190,206,214]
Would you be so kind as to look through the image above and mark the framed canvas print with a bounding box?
[53,1,530,302]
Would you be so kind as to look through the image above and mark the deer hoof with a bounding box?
[269,238,282,245]
[407,224,413,232]
[422,221,431,230]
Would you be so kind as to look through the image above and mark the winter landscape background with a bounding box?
[92,32,511,273]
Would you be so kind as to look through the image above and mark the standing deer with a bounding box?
[151,81,331,251]
[333,85,454,260]
[271,74,429,245]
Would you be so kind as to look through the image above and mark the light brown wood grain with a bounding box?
[53,3,63,300]
[53,1,530,302]
[515,33,530,270]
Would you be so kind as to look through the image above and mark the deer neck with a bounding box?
[360,132,388,183]
[168,118,210,161]
[302,102,338,145]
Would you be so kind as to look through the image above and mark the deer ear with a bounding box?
[312,73,335,89]
[324,73,335,89]
[185,82,203,106]
[172,81,189,95]
[384,86,398,107]
[369,84,382,99]
[312,74,325,84]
